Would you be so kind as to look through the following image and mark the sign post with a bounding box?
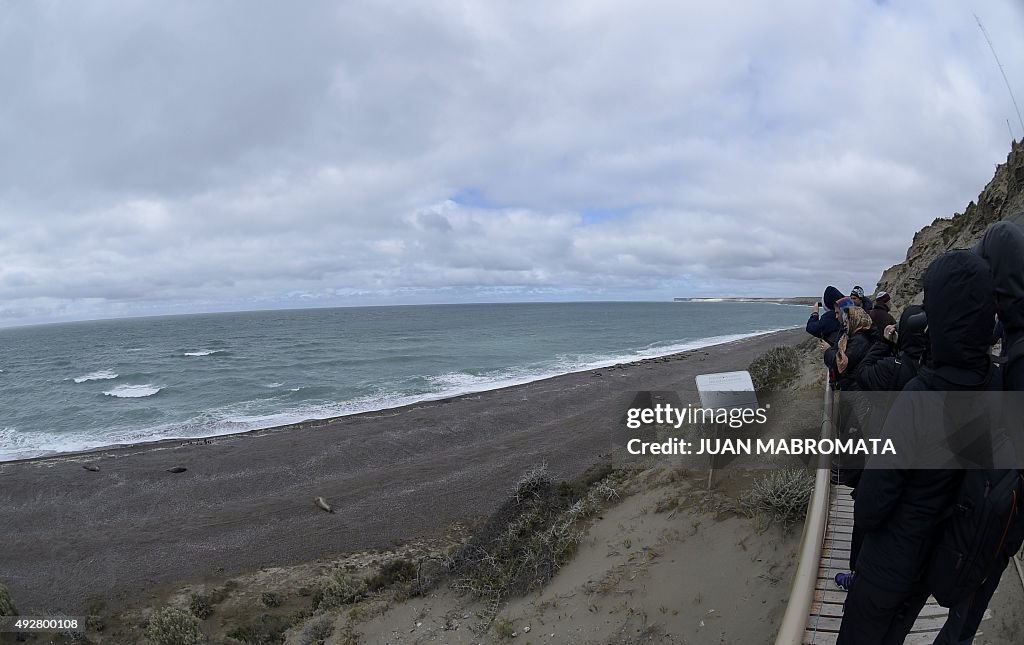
[695,371,758,489]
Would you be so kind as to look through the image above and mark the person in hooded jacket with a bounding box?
[856,304,927,393]
[933,219,1024,644]
[807,285,845,342]
[837,251,999,645]
[827,304,930,591]
[868,291,897,336]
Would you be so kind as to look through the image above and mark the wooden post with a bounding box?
[707,422,718,489]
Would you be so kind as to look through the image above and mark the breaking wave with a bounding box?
[102,384,162,398]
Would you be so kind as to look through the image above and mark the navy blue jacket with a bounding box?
[806,286,845,341]
[806,311,841,342]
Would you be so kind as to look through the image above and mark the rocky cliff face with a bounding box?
[876,139,1024,309]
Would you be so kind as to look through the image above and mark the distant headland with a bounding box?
[674,297,816,305]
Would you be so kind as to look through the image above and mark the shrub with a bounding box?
[493,617,515,639]
[298,616,334,645]
[739,469,815,528]
[748,346,799,392]
[86,614,105,632]
[447,464,615,601]
[260,592,281,608]
[365,559,417,593]
[190,593,213,619]
[145,606,205,645]
[0,583,16,616]
[312,573,366,611]
[225,613,292,645]
[208,581,236,605]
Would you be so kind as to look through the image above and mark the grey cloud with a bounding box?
[1,0,1023,325]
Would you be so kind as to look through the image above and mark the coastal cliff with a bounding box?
[876,139,1024,307]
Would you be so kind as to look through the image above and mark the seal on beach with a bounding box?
[166,466,188,473]
[315,496,334,513]
[82,464,100,472]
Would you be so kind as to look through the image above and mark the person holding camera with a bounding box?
[807,285,845,342]
[856,304,927,393]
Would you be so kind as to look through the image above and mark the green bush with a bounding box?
[312,572,366,611]
[260,592,281,608]
[493,617,515,639]
[298,616,334,645]
[447,464,615,601]
[748,346,799,392]
[190,593,213,619]
[365,559,417,593]
[86,614,105,632]
[226,613,292,645]
[0,583,16,616]
[145,606,205,645]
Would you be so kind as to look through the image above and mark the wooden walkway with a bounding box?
[802,484,945,644]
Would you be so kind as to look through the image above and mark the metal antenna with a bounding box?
[975,14,1024,136]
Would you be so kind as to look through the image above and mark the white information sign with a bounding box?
[695,370,758,411]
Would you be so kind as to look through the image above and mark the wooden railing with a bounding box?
[773,376,833,645]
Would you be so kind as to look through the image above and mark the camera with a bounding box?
[891,310,927,348]
[903,311,928,335]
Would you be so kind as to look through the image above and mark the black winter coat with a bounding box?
[869,302,896,335]
[857,305,927,393]
[854,251,997,593]
[824,330,877,391]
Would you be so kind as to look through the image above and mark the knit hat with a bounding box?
[875,291,891,304]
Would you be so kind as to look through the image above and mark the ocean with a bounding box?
[0,302,806,461]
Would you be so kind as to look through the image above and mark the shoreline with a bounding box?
[2,325,801,466]
[0,328,805,614]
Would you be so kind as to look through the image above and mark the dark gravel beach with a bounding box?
[0,328,804,613]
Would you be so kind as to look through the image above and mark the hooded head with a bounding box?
[973,219,1024,334]
[896,304,926,359]
[823,286,843,310]
[923,250,995,385]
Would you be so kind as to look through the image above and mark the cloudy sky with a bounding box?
[1,0,1023,326]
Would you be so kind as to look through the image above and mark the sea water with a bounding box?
[0,302,806,461]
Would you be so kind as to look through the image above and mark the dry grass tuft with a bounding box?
[447,463,617,604]
[737,469,814,529]
[748,346,799,392]
[0,583,16,617]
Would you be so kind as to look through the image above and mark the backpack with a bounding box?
[927,468,1023,607]
[924,362,1024,608]
[994,336,1024,563]
[1003,336,1024,380]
